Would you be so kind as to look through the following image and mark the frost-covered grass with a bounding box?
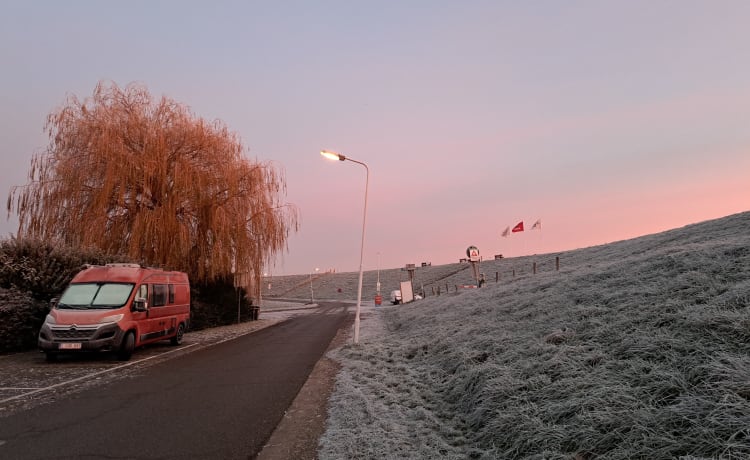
[319,211,750,459]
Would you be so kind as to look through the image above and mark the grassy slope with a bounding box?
[319,211,750,459]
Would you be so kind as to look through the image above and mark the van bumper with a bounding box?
[38,322,126,353]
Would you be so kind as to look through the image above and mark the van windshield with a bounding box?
[57,283,135,309]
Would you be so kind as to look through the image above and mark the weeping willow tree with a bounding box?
[7,81,298,300]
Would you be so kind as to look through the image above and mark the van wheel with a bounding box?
[171,323,185,346]
[117,332,135,361]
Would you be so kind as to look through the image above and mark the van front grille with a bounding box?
[50,326,99,340]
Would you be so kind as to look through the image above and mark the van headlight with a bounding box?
[44,314,56,325]
[100,314,124,324]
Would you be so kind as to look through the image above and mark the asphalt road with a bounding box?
[0,301,351,460]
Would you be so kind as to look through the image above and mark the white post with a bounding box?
[376,251,381,295]
[349,159,369,345]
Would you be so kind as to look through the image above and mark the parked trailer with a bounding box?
[38,264,190,361]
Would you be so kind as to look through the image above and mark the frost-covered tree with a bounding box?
[7,81,298,295]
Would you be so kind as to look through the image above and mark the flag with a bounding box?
[501,226,510,237]
[532,219,541,230]
[512,221,524,233]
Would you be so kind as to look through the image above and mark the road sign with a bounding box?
[466,246,480,262]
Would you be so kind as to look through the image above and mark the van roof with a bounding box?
[72,265,188,284]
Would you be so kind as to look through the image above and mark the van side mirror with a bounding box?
[49,298,58,309]
[133,298,148,312]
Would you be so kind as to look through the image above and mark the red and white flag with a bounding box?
[512,221,524,233]
[501,226,510,237]
[531,219,541,230]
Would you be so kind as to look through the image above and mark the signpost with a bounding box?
[466,246,481,285]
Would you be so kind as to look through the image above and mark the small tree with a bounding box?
[7,81,298,298]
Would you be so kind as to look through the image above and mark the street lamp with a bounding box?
[310,267,319,303]
[320,149,369,344]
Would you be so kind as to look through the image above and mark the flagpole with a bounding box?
[511,221,525,258]
[532,219,542,256]
[500,226,510,257]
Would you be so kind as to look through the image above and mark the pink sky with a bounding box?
[1,1,748,275]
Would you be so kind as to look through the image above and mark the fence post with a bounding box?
[533,262,537,274]
[556,256,560,271]
[495,271,499,282]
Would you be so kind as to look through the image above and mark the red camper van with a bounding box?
[38,264,191,361]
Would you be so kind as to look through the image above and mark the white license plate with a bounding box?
[59,342,82,350]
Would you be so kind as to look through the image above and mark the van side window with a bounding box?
[152,284,168,307]
[168,284,175,304]
[138,284,148,301]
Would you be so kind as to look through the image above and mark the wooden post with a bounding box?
[470,260,480,284]
[513,269,516,277]
[556,256,560,271]
[533,262,537,274]
[446,283,449,292]
[495,271,499,282]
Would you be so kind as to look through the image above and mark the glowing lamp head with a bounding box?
[320,150,346,161]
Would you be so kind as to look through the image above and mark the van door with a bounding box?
[145,283,173,341]
[131,284,153,345]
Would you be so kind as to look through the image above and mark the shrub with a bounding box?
[0,238,120,301]
[190,278,254,330]
[0,287,48,353]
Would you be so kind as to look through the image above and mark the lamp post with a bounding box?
[310,267,319,303]
[320,149,369,344]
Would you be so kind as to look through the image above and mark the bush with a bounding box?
[190,278,254,330]
[0,238,120,302]
[0,287,48,353]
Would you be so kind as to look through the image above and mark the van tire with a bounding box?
[171,323,185,346]
[117,332,135,361]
